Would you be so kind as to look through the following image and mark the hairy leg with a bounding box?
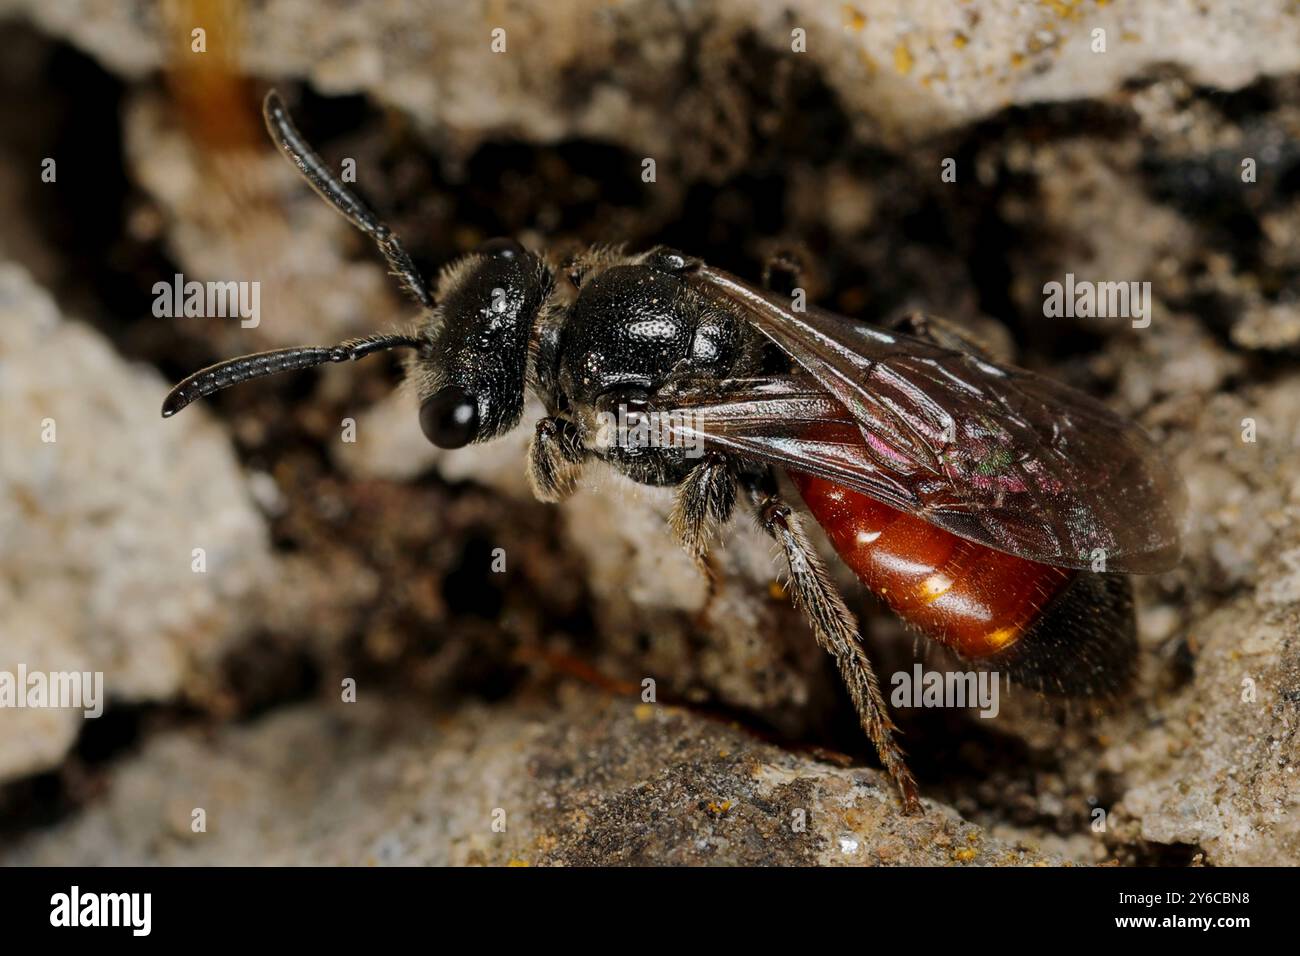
[745,475,921,813]
[762,247,806,296]
[527,416,585,502]
[669,452,737,569]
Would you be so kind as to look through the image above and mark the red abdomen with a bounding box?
[790,472,1075,659]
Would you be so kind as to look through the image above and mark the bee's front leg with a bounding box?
[527,416,586,503]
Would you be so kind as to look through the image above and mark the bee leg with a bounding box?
[762,247,807,297]
[669,452,737,570]
[527,417,585,503]
[744,476,922,815]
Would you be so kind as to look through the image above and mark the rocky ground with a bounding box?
[0,1,1297,865]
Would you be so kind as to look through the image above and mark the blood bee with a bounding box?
[163,91,1186,812]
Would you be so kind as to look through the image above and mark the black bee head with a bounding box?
[416,238,554,448]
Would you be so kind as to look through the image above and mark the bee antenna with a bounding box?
[161,331,423,418]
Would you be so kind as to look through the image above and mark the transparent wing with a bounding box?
[672,267,1186,573]
[661,377,924,513]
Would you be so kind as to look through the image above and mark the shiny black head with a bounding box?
[160,94,557,446]
[415,238,554,448]
[159,237,555,443]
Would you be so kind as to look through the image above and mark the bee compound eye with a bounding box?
[477,237,525,259]
[420,385,481,448]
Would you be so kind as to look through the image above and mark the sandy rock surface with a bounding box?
[0,263,272,782]
[8,0,1300,147]
[2,689,1059,866]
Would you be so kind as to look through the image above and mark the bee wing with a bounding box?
[675,267,1186,573]
[661,377,929,514]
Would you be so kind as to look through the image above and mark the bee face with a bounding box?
[416,239,554,448]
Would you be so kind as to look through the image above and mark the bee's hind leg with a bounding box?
[742,471,922,814]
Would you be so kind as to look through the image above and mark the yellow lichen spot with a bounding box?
[1042,0,1085,18]
[893,42,914,75]
[507,858,530,867]
[1120,31,1141,43]
[953,847,978,862]
[706,799,733,816]
[953,33,969,49]
[768,580,788,601]
[919,573,954,603]
[634,702,655,722]
[1010,51,1026,68]
[843,5,866,32]
[718,749,731,758]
